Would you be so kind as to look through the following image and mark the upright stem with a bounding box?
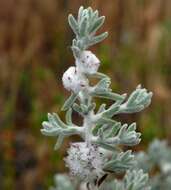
[84,113,92,146]
[79,88,94,146]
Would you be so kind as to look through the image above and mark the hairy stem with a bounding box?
[79,88,94,146]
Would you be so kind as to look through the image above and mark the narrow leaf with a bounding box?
[89,16,105,34]
[61,93,78,111]
[91,91,125,101]
[88,32,108,46]
[78,6,84,22]
[65,108,73,125]
[97,104,106,114]
[68,14,79,35]
[52,113,67,128]
[54,135,64,150]
[97,117,118,126]
[72,103,82,114]
[71,46,81,58]
[79,17,88,36]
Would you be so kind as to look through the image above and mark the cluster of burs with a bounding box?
[39,6,171,190]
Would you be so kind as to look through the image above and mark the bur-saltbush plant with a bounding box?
[41,6,153,190]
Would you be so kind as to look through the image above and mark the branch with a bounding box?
[41,113,84,150]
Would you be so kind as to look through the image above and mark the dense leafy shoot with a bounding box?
[41,6,153,189]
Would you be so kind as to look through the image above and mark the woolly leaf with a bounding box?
[65,108,73,125]
[79,17,88,37]
[68,14,79,35]
[91,90,126,101]
[41,113,83,149]
[102,104,120,118]
[91,72,109,79]
[50,174,75,190]
[124,170,150,190]
[89,16,105,34]
[119,85,153,114]
[72,103,82,114]
[101,170,150,190]
[78,6,84,22]
[117,123,141,146]
[62,93,78,111]
[87,7,93,19]
[54,135,64,150]
[95,141,118,152]
[80,104,89,114]
[88,32,108,47]
[92,10,99,21]
[103,150,135,173]
[97,104,106,114]
[87,103,96,112]
[95,77,111,91]
[71,46,81,58]
[49,113,67,128]
[97,117,118,126]
[107,122,122,138]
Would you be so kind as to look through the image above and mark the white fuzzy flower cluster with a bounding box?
[62,51,100,93]
[62,66,88,93]
[75,51,100,75]
[64,142,105,183]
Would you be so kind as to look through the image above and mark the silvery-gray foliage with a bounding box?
[68,6,108,56]
[136,139,171,190]
[49,174,76,190]
[51,170,151,190]
[101,169,151,190]
[41,6,153,189]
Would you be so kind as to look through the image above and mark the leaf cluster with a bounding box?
[68,6,108,56]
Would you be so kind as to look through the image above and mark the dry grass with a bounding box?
[0,0,171,189]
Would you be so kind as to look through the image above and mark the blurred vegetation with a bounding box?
[0,0,171,189]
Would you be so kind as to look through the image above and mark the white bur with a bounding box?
[64,142,105,183]
[76,51,100,75]
[62,66,88,93]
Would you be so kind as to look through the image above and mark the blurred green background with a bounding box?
[0,0,171,189]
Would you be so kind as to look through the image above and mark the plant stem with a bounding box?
[79,88,94,146]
